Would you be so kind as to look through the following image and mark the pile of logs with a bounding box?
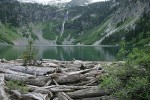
[0,59,116,100]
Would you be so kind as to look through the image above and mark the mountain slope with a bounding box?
[0,0,150,45]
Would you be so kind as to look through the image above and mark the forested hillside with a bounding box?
[0,0,150,45]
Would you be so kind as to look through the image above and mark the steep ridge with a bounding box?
[0,0,150,45]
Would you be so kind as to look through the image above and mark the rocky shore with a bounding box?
[0,59,118,100]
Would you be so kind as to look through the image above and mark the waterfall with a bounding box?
[60,11,68,36]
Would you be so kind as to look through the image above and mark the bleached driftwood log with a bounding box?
[0,74,8,100]
[12,90,50,100]
[0,68,33,77]
[28,85,74,93]
[28,85,97,93]
[53,79,73,100]
[0,63,56,76]
[67,87,108,99]
[55,74,88,84]
[3,72,88,86]
[4,74,51,86]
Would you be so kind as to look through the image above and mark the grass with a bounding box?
[42,21,60,40]
[6,80,29,93]
[73,20,109,45]
[0,23,21,44]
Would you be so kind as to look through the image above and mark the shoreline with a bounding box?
[0,58,120,100]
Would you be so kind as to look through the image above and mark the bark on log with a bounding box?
[55,74,88,84]
[57,92,73,100]
[0,63,56,76]
[84,70,103,77]
[0,74,8,100]
[28,85,97,93]
[12,90,50,100]
[53,79,73,100]
[46,72,88,84]
[43,85,98,90]
[67,87,108,99]
[0,68,33,77]
[4,73,88,86]
[4,74,51,86]
[67,69,92,75]
[76,78,98,86]
[28,85,74,92]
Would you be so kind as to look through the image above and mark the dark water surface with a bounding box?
[0,45,130,61]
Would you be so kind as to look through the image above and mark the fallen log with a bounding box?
[67,69,92,75]
[0,63,56,76]
[56,74,88,84]
[28,85,97,93]
[4,72,88,86]
[84,70,103,77]
[47,73,88,84]
[28,85,74,92]
[0,68,33,77]
[4,74,51,86]
[0,74,9,100]
[12,90,50,100]
[44,85,98,90]
[67,87,108,99]
[53,97,59,100]
[53,79,73,100]
[57,92,73,100]
[76,78,98,86]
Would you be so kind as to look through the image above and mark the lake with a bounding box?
[0,45,128,61]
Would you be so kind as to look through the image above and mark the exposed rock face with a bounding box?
[0,0,150,45]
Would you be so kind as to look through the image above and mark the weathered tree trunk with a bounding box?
[12,90,50,100]
[67,69,92,75]
[28,85,97,93]
[67,87,108,99]
[0,68,33,77]
[52,79,73,100]
[44,85,98,91]
[4,74,51,86]
[0,64,56,76]
[54,74,88,84]
[28,85,74,92]
[57,92,73,100]
[0,74,9,100]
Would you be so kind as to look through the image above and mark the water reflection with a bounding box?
[0,45,121,61]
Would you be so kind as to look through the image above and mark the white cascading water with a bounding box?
[60,11,68,36]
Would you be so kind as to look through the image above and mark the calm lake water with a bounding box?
[0,45,131,61]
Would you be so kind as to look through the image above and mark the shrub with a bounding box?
[100,47,150,100]
[6,80,29,93]
[22,39,37,65]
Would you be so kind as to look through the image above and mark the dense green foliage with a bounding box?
[6,80,29,93]
[125,12,150,46]
[101,12,150,46]
[0,0,58,26]
[0,23,20,44]
[100,47,150,99]
[42,21,60,40]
